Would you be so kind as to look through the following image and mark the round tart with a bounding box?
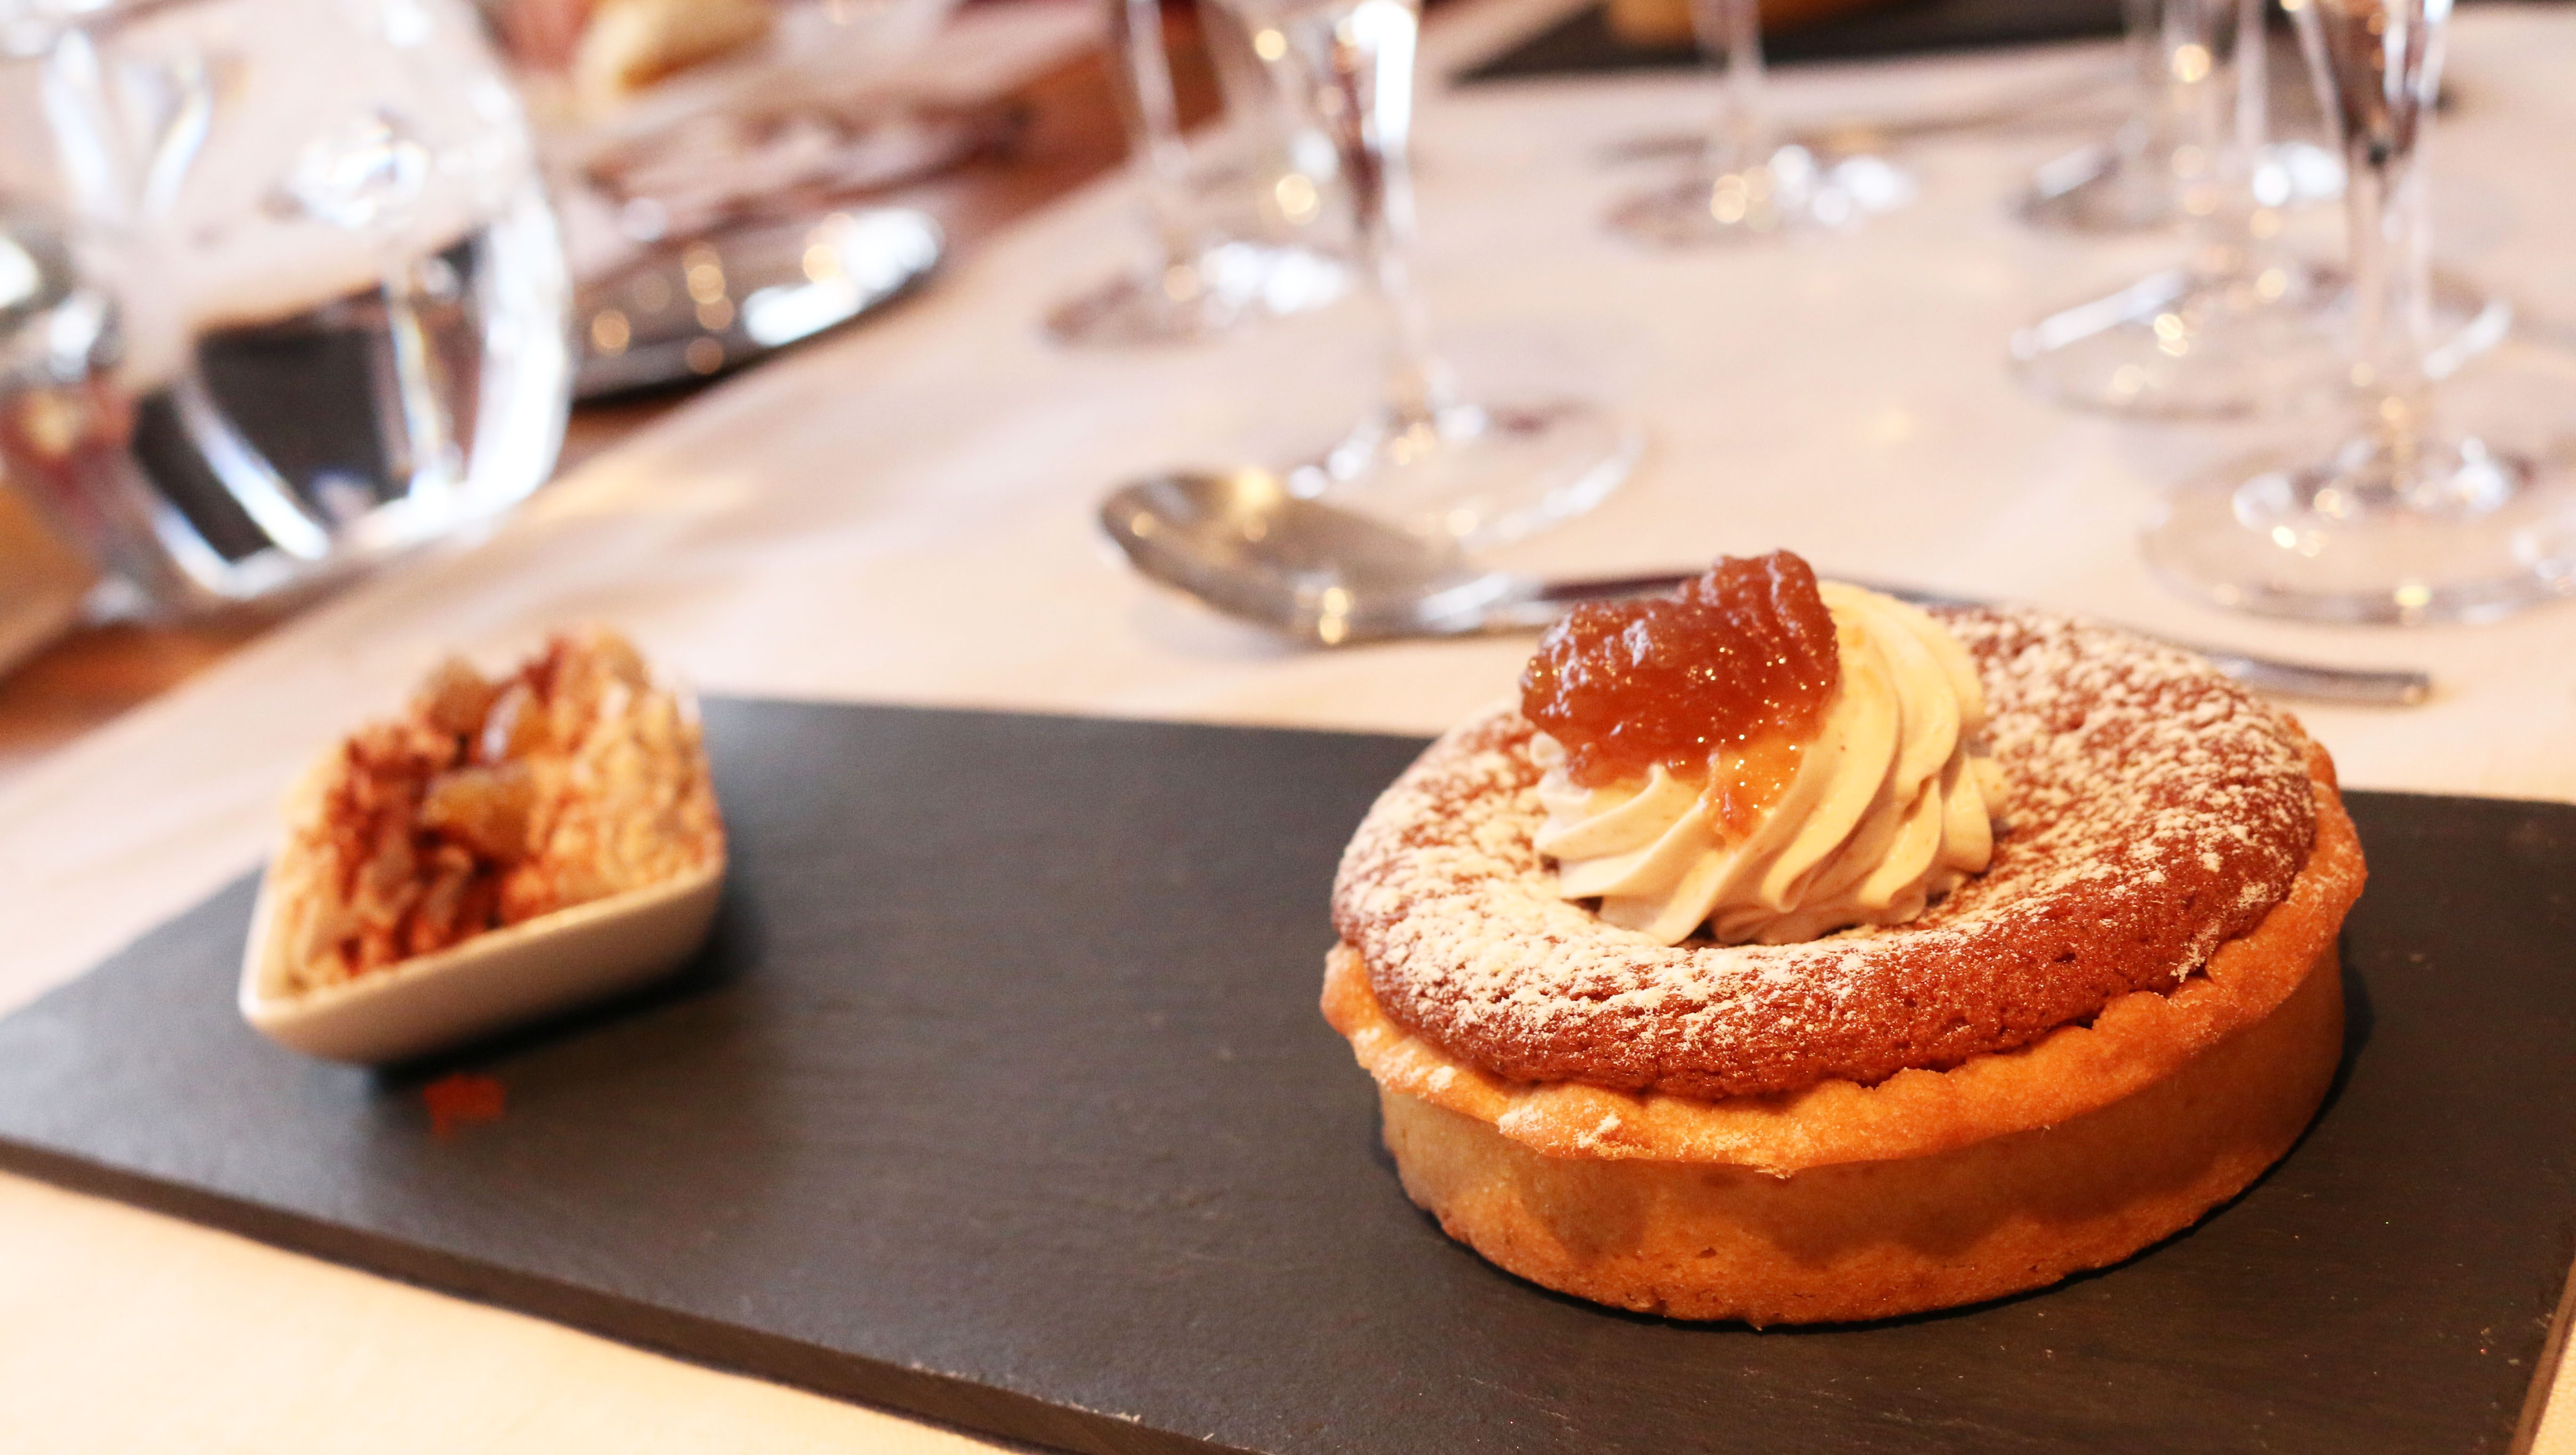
[1324,595,2365,1325]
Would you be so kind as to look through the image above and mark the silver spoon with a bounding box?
[1098,470,2433,707]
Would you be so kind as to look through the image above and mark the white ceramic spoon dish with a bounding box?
[238,854,724,1066]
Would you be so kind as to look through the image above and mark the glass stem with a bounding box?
[2299,0,2449,459]
[1686,0,1771,181]
[1104,0,1201,281]
[2341,141,2432,455]
[2231,0,2267,165]
[2110,0,2167,164]
[2175,0,2255,278]
[2111,0,2224,188]
[1296,0,1450,434]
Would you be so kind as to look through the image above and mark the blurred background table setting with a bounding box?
[0,0,1245,755]
[4,0,2576,1445]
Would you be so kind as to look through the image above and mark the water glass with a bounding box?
[0,0,570,615]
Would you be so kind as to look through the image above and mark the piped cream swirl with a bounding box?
[1532,582,2004,946]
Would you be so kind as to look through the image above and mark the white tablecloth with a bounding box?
[6,2,2576,1447]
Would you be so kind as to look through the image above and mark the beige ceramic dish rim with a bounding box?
[237,853,726,1064]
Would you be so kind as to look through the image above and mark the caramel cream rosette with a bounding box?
[1532,581,2004,945]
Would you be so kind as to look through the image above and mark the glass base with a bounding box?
[1046,239,1347,347]
[1606,145,1914,245]
[2018,139,2343,235]
[2144,431,2576,625]
[1287,400,1642,549]
[2011,260,2509,420]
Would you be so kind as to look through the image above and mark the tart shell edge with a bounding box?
[1320,747,2361,1325]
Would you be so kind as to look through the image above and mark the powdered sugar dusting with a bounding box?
[1329,607,2319,1100]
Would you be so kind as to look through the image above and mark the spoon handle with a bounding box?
[1526,573,2431,707]
[1532,571,1702,602]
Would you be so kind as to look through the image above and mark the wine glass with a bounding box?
[2141,0,2576,622]
[1207,0,1639,547]
[2020,0,2339,233]
[1046,0,1346,347]
[2013,0,2343,417]
[1606,0,1910,244]
[2010,0,2504,419]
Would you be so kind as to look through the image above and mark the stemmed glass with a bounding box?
[1046,0,1344,346]
[2020,0,2337,233]
[2012,0,2335,416]
[2141,0,2576,622]
[1606,0,1909,244]
[2010,0,2503,418]
[1206,0,1638,546]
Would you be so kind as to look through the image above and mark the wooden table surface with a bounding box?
[0,12,1221,789]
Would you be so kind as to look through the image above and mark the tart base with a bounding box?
[1329,753,2362,1325]
[1377,941,2341,1326]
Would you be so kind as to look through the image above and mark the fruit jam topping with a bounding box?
[1519,551,1841,814]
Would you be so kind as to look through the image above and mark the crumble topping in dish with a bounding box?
[270,627,723,995]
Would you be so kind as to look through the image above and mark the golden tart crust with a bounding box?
[1331,608,2321,1101]
[1323,744,2362,1325]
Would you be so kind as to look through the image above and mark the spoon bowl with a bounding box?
[1100,471,1525,645]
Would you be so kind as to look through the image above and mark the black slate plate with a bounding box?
[1,700,2572,1455]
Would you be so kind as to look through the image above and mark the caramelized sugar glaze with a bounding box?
[1521,552,1839,805]
[1331,608,2319,1100]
